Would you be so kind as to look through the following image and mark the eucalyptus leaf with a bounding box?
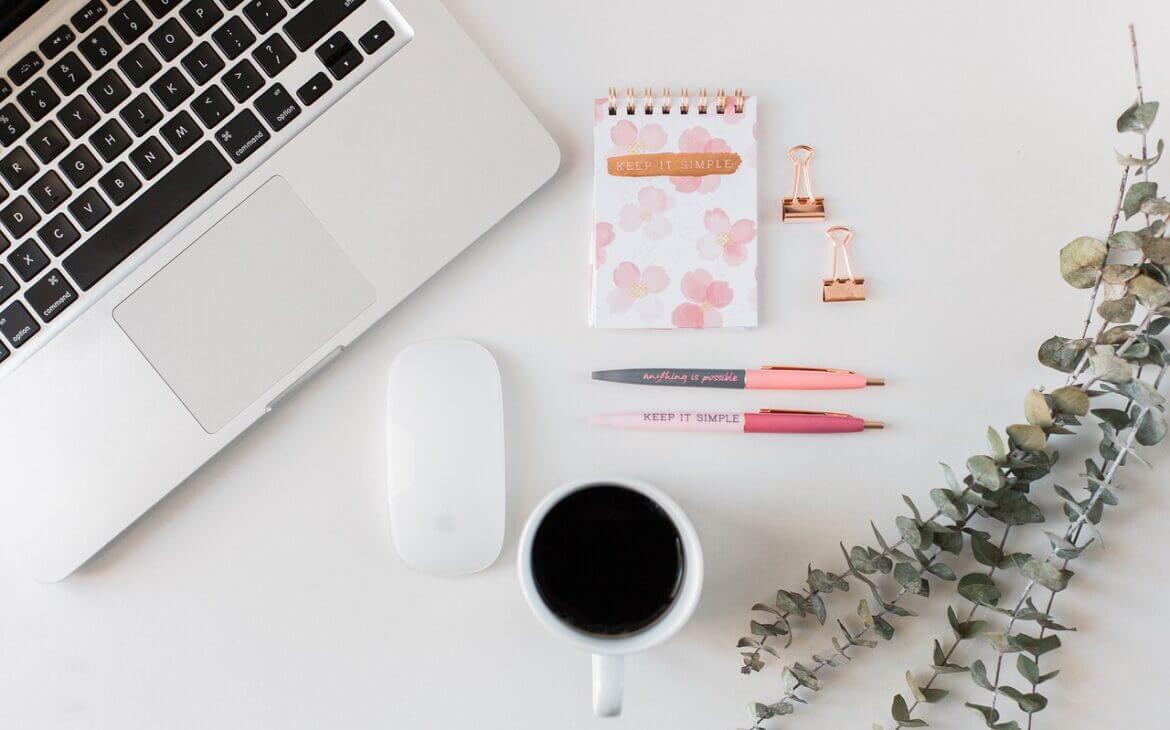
[971,536,1003,566]
[1050,386,1090,416]
[930,488,965,521]
[1090,345,1134,383]
[808,593,828,625]
[986,427,1007,461]
[1116,137,1165,170]
[1142,196,1170,216]
[1107,230,1145,250]
[1144,236,1170,265]
[1117,99,1160,132]
[775,590,806,617]
[958,573,1001,606]
[1008,633,1061,657]
[1123,180,1158,219]
[1024,390,1053,427]
[896,515,928,549]
[1019,556,1072,592]
[1129,274,1170,309]
[985,490,1045,525]
[1059,237,1107,288]
[1007,424,1048,452]
[969,659,994,690]
[1038,336,1089,373]
[1134,407,1167,445]
[1098,295,1137,323]
[967,455,1004,490]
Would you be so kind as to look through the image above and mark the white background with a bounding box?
[3,1,1169,727]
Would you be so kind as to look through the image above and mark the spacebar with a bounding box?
[64,143,232,291]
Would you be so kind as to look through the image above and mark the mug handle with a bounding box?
[591,653,623,717]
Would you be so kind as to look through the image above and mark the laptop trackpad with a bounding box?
[114,177,376,433]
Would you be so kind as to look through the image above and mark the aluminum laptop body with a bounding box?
[0,0,559,581]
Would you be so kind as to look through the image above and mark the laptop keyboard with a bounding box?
[0,0,402,367]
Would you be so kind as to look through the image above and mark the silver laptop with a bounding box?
[0,0,559,581]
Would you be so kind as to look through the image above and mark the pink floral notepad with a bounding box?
[590,94,758,329]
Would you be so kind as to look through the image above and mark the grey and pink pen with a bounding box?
[590,366,886,434]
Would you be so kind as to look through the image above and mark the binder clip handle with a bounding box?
[823,226,867,302]
[781,145,826,222]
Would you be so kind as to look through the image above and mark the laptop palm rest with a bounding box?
[114,177,376,433]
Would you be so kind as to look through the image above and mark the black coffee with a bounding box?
[530,484,684,636]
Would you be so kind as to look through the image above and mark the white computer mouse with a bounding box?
[386,340,505,576]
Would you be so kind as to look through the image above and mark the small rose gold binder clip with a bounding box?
[823,226,867,302]
[781,145,826,222]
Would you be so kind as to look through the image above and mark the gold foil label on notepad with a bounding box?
[607,152,742,177]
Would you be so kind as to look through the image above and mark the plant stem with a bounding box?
[903,526,1013,721]
[747,490,971,665]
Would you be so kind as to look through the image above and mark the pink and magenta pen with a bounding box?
[591,366,884,390]
[591,409,884,434]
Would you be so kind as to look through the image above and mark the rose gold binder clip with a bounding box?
[823,226,867,302]
[782,145,826,222]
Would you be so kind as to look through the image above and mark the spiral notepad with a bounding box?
[590,88,758,329]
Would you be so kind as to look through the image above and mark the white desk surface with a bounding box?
[4,1,1167,727]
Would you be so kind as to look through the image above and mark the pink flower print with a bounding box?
[698,209,756,266]
[671,269,734,328]
[669,127,732,194]
[594,222,615,265]
[618,186,673,240]
[608,262,670,322]
[610,120,667,155]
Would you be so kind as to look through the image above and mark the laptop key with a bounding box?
[64,142,231,290]
[143,0,181,18]
[90,119,133,161]
[159,110,203,153]
[149,18,193,61]
[88,69,131,112]
[7,52,43,87]
[57,96,101,138]
[129,136,172,180]
[359,20,394,54]
[284,0,365,51]
[120,93,163,136]
[327,47,361,80]
[180,0,224,36]
[0,300,40,347]
[68,188,112,231]
[8,240,49,281]
[223,59,264,102]
[0,104,30,146]
[0,80,11,103]
[29,170,70,213]
[191,84,233,127]
[47,52,92,96]
[243,0,287,34]
[0,147,39,189]
[253,34,294,77]
[28,122,69,164]
[295,72,330,106]
[80,28,122,71]
[17,79,60,122]
[40,25,77,60]
[61,144,102,187]
[0,196,41,238]
[99,161,142,204]
[0,266,17,303]
[0,340,7,363]
[212,17,256,60]
[150,68,194,111]
[119,44,163,87]
[72,0,108,33]
[26,269,78,323]
[254,83,299,131]
[182,42,225,85]
[38,213,82,254]
[215,109,269,162]
[111,1,154,43]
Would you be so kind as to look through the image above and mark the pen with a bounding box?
[591,409,885,434]
[591,366,885,390]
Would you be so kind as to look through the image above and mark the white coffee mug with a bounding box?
[517,477,704,717]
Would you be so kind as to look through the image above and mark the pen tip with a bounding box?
[863,420,885,430]
[866,377,886,386]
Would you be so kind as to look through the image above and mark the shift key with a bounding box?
[283,0,365,51]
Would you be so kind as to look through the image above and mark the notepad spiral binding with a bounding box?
[606,87,745,116]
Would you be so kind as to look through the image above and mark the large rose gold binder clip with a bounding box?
[823,226,866,302]
[781,145,826,222]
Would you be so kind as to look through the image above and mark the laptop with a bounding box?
[0,0,559,581]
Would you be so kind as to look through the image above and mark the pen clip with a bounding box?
[760,365,856,374]
[757,408,851,417]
